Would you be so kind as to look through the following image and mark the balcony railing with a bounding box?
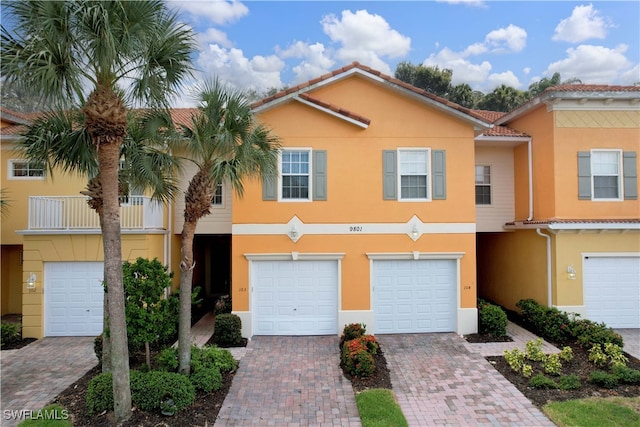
[28,196,164,230]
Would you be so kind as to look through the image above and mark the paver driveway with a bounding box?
[379,334,555,427]
[214,336,361,426]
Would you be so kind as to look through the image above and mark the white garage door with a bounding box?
[374,259,456,334]
[45,262,104,336]
[253,260,338,335]
[584,256,640,329]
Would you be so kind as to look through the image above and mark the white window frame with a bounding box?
[211,182,225,208]
[591,149,623,202]
[8,159,45,180]
[397,148,431,202]
[475,164,492,206]
[278,148,312,202]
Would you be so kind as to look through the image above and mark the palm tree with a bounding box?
[0,189,11,218]
[1,1,194,421]
[173,79,280,374]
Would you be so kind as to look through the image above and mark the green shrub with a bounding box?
[516,299,572,343]
[611,365,640,385]
[192,345,238,372]
[213,314,242,346]
[543,353,562,376]
[525,338,546,362]
[503,348,525,373]
[559,346,573,362]
[588,344,609,367]
[589,370,619,389]
[522,364,533,378]
[156,347,179,372]
[570,319,624,349]
[340,323,366,347]
[604,343,628,368]
[341,337,376,378]
[529,373,558,389]
[86,372,114,415]
[1,321,21,348]
[558,374,581,390]
[87,370,195,414]
[189,365,223,393]
[477,301,507,337]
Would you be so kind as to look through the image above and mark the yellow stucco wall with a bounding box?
[21,233,165,338]
[477,230,550,311]
[554,231,640,306]
[1,245,23,315]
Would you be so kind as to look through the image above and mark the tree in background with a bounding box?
[395,61,453,98]
[172,79,280,375]
[478,84,528,113]
[122,258,178,369]
[1,2,195,420]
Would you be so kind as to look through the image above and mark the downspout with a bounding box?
[536,228,552,307]
[527,138,533,221]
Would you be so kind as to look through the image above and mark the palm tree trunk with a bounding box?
[102,294,111,372]
[98,140,132,422]
[178,220,197,375]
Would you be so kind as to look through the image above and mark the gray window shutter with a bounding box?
[262,175,277,201]
[623,151,637,200]
[383,150,397,200]
[313,150,327,201]
[432,150,446,200]
[577,151,591,199]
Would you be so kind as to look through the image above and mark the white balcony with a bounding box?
[28,196,164,231]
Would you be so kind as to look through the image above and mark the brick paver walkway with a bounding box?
[616,328,640,360]
[0,337,97,427]
[379,334,555,427]
[464,321,560,357]
[214,336,361,426]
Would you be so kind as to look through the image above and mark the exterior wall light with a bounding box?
[290,225,299,240]
[411,224,419,240]
[26,272,37,291]
[567,265,577,280]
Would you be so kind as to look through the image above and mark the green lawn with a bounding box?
[543,397,640,427]
[17,404,72,427]
[355,388,408,427]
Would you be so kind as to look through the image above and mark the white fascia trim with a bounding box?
[474,135,531,143]
[549,223,640,231]
[294,97,369,128]
[233,215,476,241]
[366,252,465,260]
[244,252,346,261]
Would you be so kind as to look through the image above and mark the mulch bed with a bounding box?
[0,338,37,350]
[341,349,393,393]
[464,333,513,343]
[487,342,640,408]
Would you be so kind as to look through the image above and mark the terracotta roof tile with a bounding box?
[250,62,493,125]
[506,218,640,226]
[297,93,371,125]
[543,84,640,93]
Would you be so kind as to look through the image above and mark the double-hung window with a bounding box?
[475,165,491,205]
[591,150,621,200]
[281,149,310,200]
[9,160,44,179]
[399,149,429,200]
[211,183,223,206]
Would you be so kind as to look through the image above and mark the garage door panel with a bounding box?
[374,259,456,334]
[253,260,338,335]
[45,262,104,336]
[584,256,640,329]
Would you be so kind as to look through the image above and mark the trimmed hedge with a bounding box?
[477,299,507,337]
[516,298,622,348]
[213,314,242,346]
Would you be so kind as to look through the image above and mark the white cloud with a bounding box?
[545,44,633,83]
[196,44,284,94]
[422,24,525,89]
[619,64,640,85]
[196,27,233,49]
[485,24,527,53]
[169,0,248,25]
[435,0,487,7]
[486,71,521,90]
[321,9,411,72]
[553,4,611,43]
[278,41,335,83]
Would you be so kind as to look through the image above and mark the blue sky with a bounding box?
[167,0,639,105]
